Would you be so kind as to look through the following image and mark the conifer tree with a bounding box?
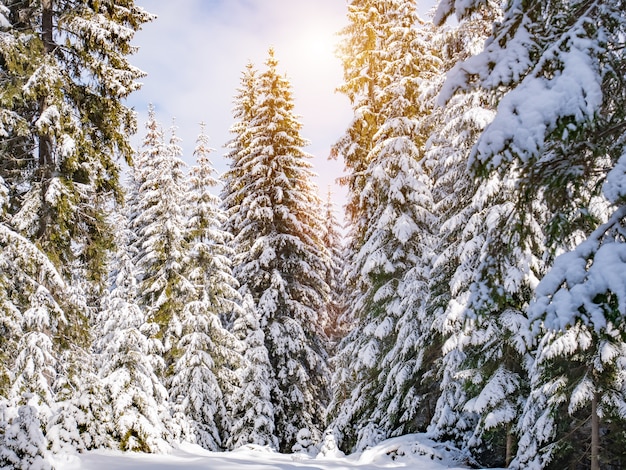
[333,0,388,231]
[321,190,346,346]
[425,1,509,462]
[329,0,438,451]
[0,399,52,470]
[169,124,242,450]
[97,215,170,453]
[434,0,626,467]
[222,62,259,237]
[226,50,331,452]
[0,0,152,287]
[227,293,278,450]
[131,109,191,352]
[0,1,151,456]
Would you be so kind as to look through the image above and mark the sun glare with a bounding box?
[297,26,339,70]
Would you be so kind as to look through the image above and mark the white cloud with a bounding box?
[128,0,352,217]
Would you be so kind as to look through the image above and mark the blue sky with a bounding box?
[127,0,353,212]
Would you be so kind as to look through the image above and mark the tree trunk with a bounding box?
[505,423,513,468]
[591,392,600,470]
[37,0,55,240]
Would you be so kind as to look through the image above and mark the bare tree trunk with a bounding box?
[591,392,600,470]
[505,423,513,468]
[37,0,55,240]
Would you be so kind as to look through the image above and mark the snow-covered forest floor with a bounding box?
[52,435,498,470]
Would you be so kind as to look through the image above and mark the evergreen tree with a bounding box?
[97,216,170,453]
[0,0,152,287]
[434,0,626,467]
[0,1,151,457]
[425,1,510,463]
[332,0,388,231]
[329,0,438,451]
[227,293,278,450]
[226,50,331,452]
[222,62,259,237]
[169,124,242,450]
[131,109,191,352]
[0,399,52,470]
[320,189,346,346]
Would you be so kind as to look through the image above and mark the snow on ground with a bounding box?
[50,434,496,470]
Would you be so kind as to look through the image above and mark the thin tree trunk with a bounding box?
[38,0,55,240]
[591,392,600,470]
[505,423,513,468]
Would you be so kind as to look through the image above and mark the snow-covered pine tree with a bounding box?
[321,189,346,346]
[424,0,507,462]
[464,1,626,468]
[425,0,555,466]
[96,213,170,453]
[329,0,438,451]
[226,50,331,452]
[0,0,152,288]
[130,109,192,356]
[227,293,278,450]
[434,0,626,467]
[0,177,84,458]
[0,1,152,457]
[0,398,52,470]
[169,124,242,450]
[332,0,388,233]
[222,62,259,237]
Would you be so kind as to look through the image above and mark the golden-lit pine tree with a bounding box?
[225,49,331,453]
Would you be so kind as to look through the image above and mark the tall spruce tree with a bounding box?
[226,50,331,452]
[169,124,242,450]
[0,0,152,287]
[97,214,170,453]
[222,62,259,238]
[0,0,151,456]
[130,109,192,353]
[227,292,278,450]
[329,0,438,451]
[425,1,513,464]
[434,0,626,467]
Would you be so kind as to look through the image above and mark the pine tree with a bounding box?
[0,399,52,470]
[131,109,191,352]
[222,62,259,237]
[425,1,509,462]
[227,293,278,450]
[434,0,626,467]
[226,50,331,452]
[97,215,170,453]
[333,0,388,231]
[329,0,438,451]
[0,0,152,287]
[320,189,346,346]
[169,124,242,450]
[0,1,151,457]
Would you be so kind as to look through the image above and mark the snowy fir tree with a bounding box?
[130,109,192,355]
[332,0,388,232]
[0,0,152,288]
[227,293,279,450]
[96,218,170,453]
[225,49,331,452]
[169,124,242,450]
[0,398,52,470]
[320,189,347,346]
[425,1,521,465]
[222,62,259,237]
[0,0,151,460]
[329,0,439,452]
[431,0,626,467]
